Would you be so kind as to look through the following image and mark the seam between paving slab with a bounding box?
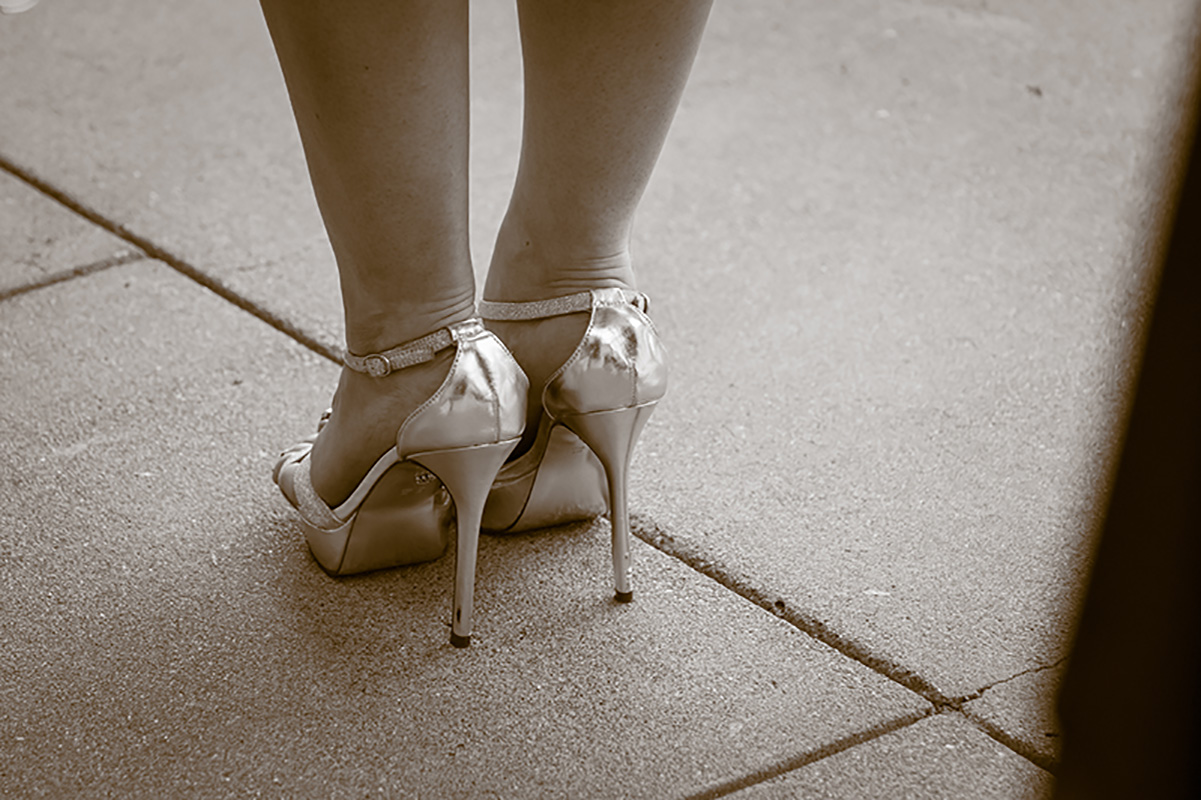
[678,707,936,800]
[1,152,1059,787]
[0,155,340,364]
[678,704,1053,799]
[630,518,1063,780]
[633,515,954,705]
[955,656,1067,774]
[0,251,145,301]
[960,706,1058,775]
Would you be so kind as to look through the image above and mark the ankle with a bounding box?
[343,291,476,356]
[484,214,637,302]
[310,351,456,506]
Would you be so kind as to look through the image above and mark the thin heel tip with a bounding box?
[450,632,471,648]
[615,590,634,603]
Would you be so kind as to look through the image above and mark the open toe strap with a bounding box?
[274,448,345,531]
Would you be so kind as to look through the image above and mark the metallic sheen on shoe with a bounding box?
[481,416,609,533]
[541,288,667,418]
[479,289,667,599]
[274,318,527,646]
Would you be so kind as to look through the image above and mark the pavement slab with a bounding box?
[726,713,1054,799]
[3,0,1195,786]
[2,0,1172,700]
[0,0,344,345]
[963,661,1065,768]
[0,169,134,295]
[0,261,926,799]
[628,0,1197,700]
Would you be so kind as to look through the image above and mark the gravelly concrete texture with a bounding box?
[629,0,1194,698]
[729,714,1054,799]
[3,0,1183,702]
[0,0,343,343]
[0,262,925,798]
[964,662,1065,767]
[2,0,1195,795]
[0,170,133,294]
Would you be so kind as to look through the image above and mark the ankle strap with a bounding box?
[478,288,648,321]
[343,318,483,377]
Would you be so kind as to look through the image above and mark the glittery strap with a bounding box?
[478,289,648,321]
[343,319,484,378]
[286,455,345,529]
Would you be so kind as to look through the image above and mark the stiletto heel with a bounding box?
[274,319,527,645]
[412,439,520,647]
[480,288,667,601]
[560,403,658,602]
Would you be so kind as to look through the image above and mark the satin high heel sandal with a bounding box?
[478,288,667,602]
[274,318,527,647]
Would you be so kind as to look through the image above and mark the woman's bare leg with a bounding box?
[484,0,714,435]
[261,0,473,504]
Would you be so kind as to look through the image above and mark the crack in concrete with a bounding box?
[956,655,1069,704]
[949,658,1067,775]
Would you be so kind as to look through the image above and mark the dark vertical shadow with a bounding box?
[1054,26,1201,800]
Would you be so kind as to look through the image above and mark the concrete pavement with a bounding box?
[2,0,1193,797]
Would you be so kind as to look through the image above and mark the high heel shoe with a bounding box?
[274,318,527,647]
[478,288,667,602]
